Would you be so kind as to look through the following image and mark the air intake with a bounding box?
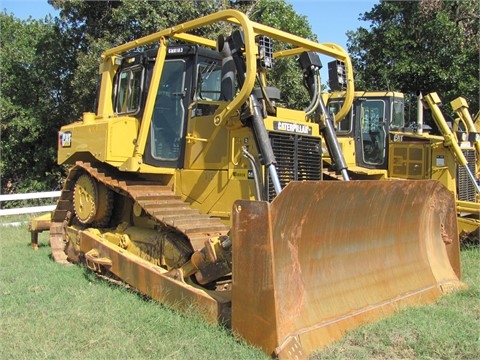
[266,132,322,201]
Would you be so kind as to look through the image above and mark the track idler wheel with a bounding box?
[73,173,113,227]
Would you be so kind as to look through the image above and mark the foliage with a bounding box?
[347,0,479,122]
[5,0,477,192]
[0,13,69,193]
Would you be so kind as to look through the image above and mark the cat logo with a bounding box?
[274,121,312,135]
[59,131,72,148]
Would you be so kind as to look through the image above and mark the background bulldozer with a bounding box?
[323,80,479,242]
[29,10,465,359]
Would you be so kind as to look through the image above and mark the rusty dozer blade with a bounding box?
[231,180,464,359]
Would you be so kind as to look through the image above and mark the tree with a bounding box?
[0,13,71,193]
[347,0,479,120]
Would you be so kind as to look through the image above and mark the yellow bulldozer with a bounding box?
[323,80,479,242]
[29,10,465,359]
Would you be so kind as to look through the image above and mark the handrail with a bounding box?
[98,9,354,129]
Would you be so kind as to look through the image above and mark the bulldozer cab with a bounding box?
[108,45,223,169]
[327,92,405,169]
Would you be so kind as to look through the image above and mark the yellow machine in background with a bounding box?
[30,10,465,359]
[449,95,480,179]
[325,86,479,242]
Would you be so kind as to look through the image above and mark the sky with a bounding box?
[1,0,378,47]
[1,0,378,79]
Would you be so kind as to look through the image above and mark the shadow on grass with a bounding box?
[77,261,235,331]
[461,239,479,250]
[80,263,153,301]
[26,242,50,249]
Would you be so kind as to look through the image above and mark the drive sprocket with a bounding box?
[73,173,113,226]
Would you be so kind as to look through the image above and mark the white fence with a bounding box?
[0,191,60,216]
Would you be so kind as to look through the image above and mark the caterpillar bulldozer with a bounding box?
[28,10,465,359]
[323,82,479,242]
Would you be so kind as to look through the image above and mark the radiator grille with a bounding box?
[457,149,477,202]
[266,132,322,201]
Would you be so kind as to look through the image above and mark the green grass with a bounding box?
[0,215,267,360]
[1,215,479,359]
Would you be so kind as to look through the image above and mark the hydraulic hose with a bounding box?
[249,94,282,195]
[304,71,320,116]
[300,54,350,181]
[317,98,350,181]
[220,31,283,196]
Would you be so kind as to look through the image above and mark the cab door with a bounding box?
[354,98,388,169]
[144,57,193,168]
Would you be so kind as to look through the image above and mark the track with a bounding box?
[49,161,229,264]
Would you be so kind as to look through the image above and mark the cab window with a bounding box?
[115,66,143,114]
[328,100,352,133]
[195,61,222,101]
[390,98,404,130]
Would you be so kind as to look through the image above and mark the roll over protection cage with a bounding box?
[95,9,355,169]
